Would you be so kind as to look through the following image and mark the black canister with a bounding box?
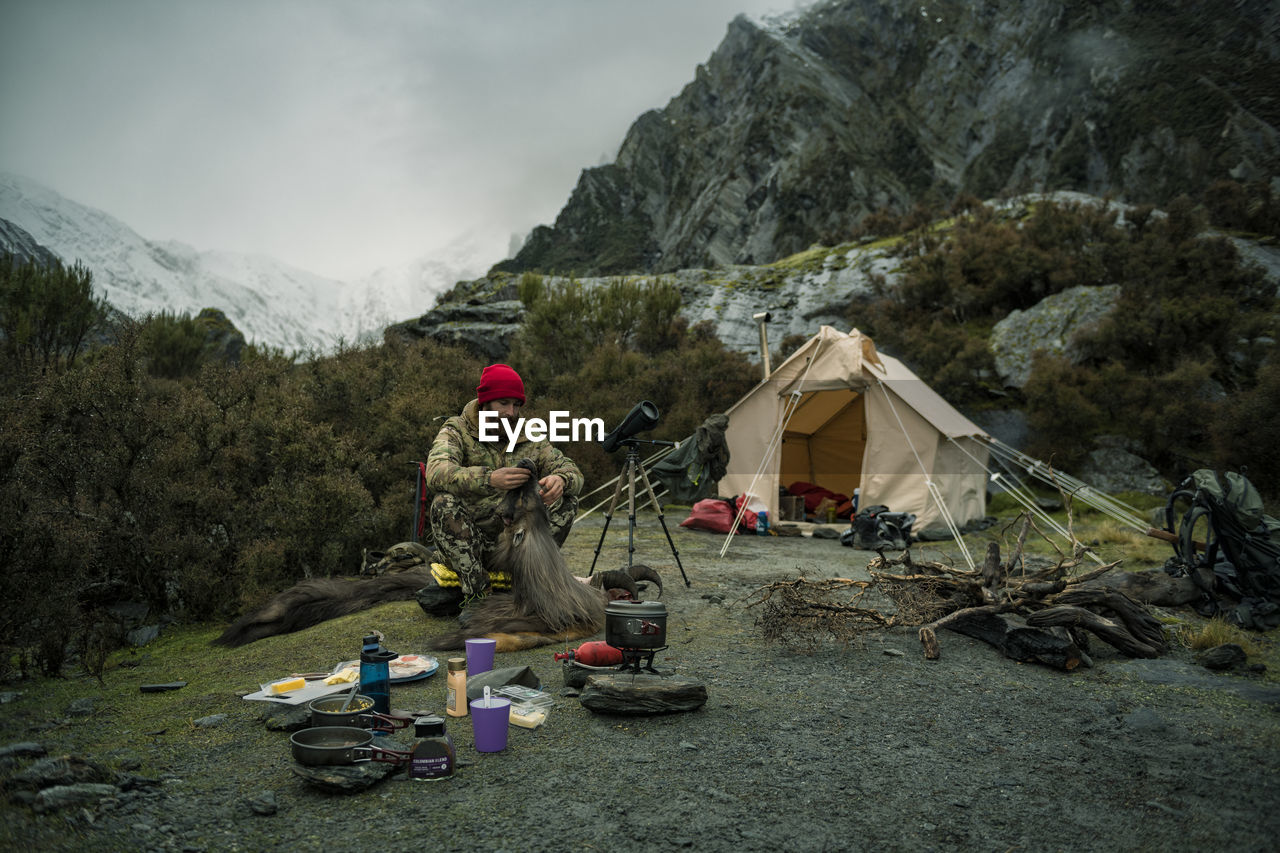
[408,715,455,782]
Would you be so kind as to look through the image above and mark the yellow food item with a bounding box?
[509,708,547,729]
[268,677,305,695]
[323,667,359,685]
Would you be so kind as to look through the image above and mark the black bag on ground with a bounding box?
[1162,469,1280,630]
[841,505,916,551]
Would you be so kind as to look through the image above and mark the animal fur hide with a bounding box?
[428,458,661,652]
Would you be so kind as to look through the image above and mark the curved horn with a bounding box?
[626,564,664,599]
[592,569,639,600]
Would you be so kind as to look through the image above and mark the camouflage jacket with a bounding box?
[425,398,584,519]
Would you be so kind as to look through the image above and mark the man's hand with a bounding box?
[489,466,532,490]
[538,474,565,505]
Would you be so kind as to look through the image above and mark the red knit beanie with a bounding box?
[476,363,526,405]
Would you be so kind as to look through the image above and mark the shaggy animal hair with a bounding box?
[212,568,436,648]
[427,458,661,652]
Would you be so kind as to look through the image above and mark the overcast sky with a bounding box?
[1,0,801,280]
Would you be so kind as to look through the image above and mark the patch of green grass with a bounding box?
[0,601,453,788]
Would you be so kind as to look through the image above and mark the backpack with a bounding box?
[362,541,434,576]
[1163,469,1280,630]
[841,505,916,551]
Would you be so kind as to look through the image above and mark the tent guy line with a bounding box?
[719,334,832,558]
[877,381,977,571]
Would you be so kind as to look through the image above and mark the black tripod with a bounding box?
[588,439,690,587]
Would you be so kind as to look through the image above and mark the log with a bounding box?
[1020,580,1067,599]
[1080,569,1202,607]
[935,609,1085,670]
[579,673,708,715]
[1025,605,1162,658]
[1047,588,1168,653]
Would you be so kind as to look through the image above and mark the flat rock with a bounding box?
[562,660,616,690]
[1112,658,1280,709]
[0,742,46,759]
[9,755,114,789]
[262,704,310,732]
[579,673,708,715]
[290,760,401,793]
[32,782,119,813]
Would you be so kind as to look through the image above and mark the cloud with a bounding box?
[1,0,798,279]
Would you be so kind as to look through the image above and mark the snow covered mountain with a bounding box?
[0,172,485,353]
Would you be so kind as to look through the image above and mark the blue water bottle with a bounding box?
[757,509,769,536]
[359,633,397,717]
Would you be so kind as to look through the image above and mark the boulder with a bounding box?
[1197,643,1248,671]
[1077,436,1167,495]
[989,284,1121,388]
[195,307,246,364]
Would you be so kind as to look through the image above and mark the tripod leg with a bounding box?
[589,467,629,576]
[626,455,638,569]
[636,464,691,587]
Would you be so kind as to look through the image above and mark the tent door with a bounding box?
[779,391,866,500]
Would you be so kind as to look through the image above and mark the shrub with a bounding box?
[140,311,207,379]
[0,252,103,388]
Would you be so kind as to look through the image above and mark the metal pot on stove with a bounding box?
[605,599,667,649]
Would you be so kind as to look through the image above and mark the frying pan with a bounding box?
[290,726,411,767]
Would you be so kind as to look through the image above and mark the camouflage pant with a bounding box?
[428,491,579,596]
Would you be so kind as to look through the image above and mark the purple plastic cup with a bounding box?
[465,638,496,675]
[469,696,511,752]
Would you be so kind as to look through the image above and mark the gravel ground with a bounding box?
[3,514,1279,852]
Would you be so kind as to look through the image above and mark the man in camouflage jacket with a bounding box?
[425,364,583,597]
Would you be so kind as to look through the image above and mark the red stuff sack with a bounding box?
[680,498,755,534]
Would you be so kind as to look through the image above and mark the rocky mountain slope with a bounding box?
[496,0,1279,276]
[394,190,1278,380]
[0,173,480,353]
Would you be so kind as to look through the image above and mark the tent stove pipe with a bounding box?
[753,311,772,380]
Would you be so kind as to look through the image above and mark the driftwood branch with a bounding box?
[746,507,1172,672]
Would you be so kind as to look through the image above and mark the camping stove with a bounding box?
[617,645,668,674]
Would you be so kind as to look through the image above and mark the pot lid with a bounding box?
[605,600,667,617]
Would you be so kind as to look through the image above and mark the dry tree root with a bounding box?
[741,503,1171,671]
[894,507,1167,667]
[740,577,896,650]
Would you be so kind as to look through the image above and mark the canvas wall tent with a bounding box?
[716,326,990,533]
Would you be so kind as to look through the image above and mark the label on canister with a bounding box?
[410,754,452,781]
